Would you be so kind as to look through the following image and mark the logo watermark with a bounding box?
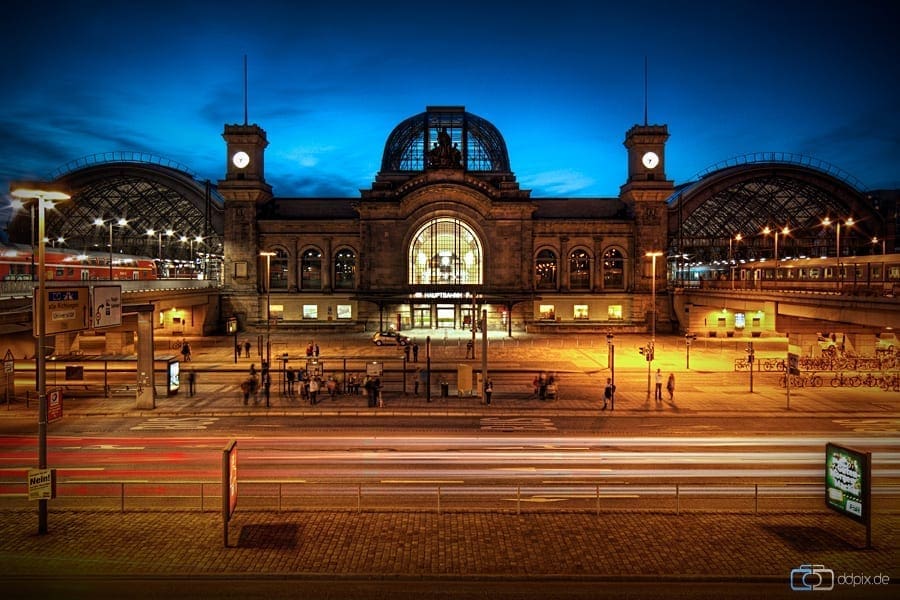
[790,564,890,592]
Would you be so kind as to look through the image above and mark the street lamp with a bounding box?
[606,332,615,409]
[729,234,742,289]
[11,185,71,536]
[761,226,790,268]
[822,217,854,291]
[260,251,276,398]
[645,251,662,400]
[93,217,127,280]
[872,236,886,256]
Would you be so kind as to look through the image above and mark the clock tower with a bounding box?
[620,124,673,298]
[218,123,273,295]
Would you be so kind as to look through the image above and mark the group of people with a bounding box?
[602,370,675,411]
[240,362,271,406]
[532,372,558,401]
[402,342,420,362]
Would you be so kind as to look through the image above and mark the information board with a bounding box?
[34,286,90,335]
[91,285,122,328]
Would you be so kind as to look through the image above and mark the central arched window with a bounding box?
[301,248,322,290]
[409,218,482,285]
[334,248,356,290]
[570,248,591,290]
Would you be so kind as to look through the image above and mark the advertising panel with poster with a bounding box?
[825,443,871,525]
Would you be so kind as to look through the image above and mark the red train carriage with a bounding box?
[0,244,157,281]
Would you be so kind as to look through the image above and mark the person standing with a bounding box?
[263,370,271,405]
[404,344,411,362]
[655,369,663,402]
[181,340,192,362]
[666,372,676,402]
[309,377,319,405]
[243,340,251,358]
[286,367,295,398]
[412,341,419,362]
[603,378,616,411]
[187,369,196,397]
[485,378,493,405]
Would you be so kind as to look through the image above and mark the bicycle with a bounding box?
[830,372,861,387]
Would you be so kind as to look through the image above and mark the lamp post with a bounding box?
[645,251,663,343]
[11,186,71,535]
[729,234,742,289]
[94,217,127,280]
[260,251,276,393]
[606,332,615,409]
[822,217,853,290]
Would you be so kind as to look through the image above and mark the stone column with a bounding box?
[135,307,156,409]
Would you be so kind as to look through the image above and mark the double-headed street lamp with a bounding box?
[761,226,790,267]
[11,185,71,536]
[93,217,128,279]
[822,217,854,291]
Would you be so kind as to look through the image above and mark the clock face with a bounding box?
[642,151,660,169]
[232,151,250,169]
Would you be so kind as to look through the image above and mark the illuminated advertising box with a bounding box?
[825,443,871,525]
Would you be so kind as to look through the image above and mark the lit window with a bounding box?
[409,218,482,285]
[608,305,623,320]
[302,305,318,320]
[539,304,556,320]
[535,249,558,289]
[574,305,589,320]
[336,304,352,319]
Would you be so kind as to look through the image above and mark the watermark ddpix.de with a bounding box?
[790,564,891,591]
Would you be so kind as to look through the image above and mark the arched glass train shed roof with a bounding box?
[667,153,883,264]
[7,153,224,262]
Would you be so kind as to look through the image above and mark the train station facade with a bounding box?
[5,104,897,340]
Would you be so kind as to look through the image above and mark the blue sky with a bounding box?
[2,0,898,207]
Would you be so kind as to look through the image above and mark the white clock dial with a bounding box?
[232,151,250,169]
[642,151,659,169]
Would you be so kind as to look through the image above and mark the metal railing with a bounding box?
[2,478,898,515]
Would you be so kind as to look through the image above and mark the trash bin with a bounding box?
[440,381,449,397]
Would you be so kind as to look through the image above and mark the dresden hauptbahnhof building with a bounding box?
[5,105,898,340]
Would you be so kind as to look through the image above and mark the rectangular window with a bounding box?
[302,305,318,320]
[734,313,746,329]
[574,305,589,320]
[607,305,623,320]
[336,304,352,320]
[539,304,556,320]
[269,304,284,321]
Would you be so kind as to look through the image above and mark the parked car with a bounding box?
[371,331,410,346]
[875,332,897,352]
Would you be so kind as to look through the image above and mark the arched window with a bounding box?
[270,248,288,289]
[301,248,322,290]
[569,248,591,290]
[535,249,558,290]
[603,248,625,289]
[334,248,356,290]
[409,218,482,285]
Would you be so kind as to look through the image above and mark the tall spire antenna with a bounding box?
[643,55,648,126]
[243,55,249,126]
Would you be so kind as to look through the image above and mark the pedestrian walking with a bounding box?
[485,378,493,405]
[235,342,242,359]
[327,376,337,399]
[603,378,616,411]
[180,340,192,362]
[263,371,271,405]
[538,372,548,401]
[314,343,320,357]
[666,372,675,402]
[243,340,251,358]
[466,339,474,359]
[404,344,411,362]
[655,368,663,401]
[412,342,419,362]
[306,342,314,357]
[240,378,251,405]
[249,374,260,404]
[187,369,196,397]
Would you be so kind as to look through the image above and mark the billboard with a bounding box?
[825,443,871,525]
